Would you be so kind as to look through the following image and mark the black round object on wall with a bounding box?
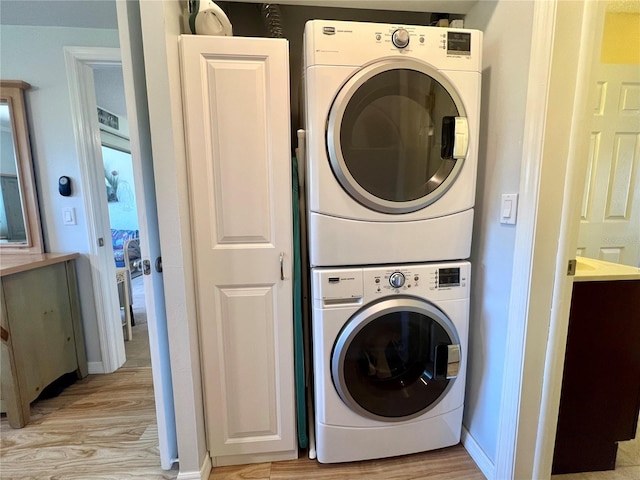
[58,176,72,196]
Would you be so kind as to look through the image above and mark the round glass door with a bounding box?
[331,297,461,422]
[327,59,467,214]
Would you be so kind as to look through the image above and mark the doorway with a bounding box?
[548,3,640,478]
[64,43,176,469]
[93,64,151,368]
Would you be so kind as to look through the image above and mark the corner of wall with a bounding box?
[462,426,495,480]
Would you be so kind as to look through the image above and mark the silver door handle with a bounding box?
[280,252,284,280]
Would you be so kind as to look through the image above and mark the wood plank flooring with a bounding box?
[1,363,484,479]
[0,367,177,479]
[208,444,486,480]
[4,361,637,480]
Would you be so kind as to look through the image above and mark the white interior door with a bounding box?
[578,62,640,266]
[116,0,177,469]
[180,35,296,462]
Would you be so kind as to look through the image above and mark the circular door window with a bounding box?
[327,59,468,214]
[331,296,461,422]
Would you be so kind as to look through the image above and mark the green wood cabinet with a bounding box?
[1,254,87,428]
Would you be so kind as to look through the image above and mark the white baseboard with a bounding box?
[87,362,105,374]
[177,453,211,480]
[462,426,495,480]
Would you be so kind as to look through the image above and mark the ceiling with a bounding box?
[0,0,118,29]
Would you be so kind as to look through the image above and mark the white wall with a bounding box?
[0,25,120,363]
[462,0,535,465]
[94,66,128,118]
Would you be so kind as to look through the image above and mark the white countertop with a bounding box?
[575,256,640,282]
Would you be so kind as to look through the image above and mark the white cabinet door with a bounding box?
[179,35,296,464]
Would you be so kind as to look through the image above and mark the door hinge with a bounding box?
[567,259,577,276]
[98,237,105,247]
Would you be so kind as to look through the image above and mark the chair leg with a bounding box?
[130,306,135,327]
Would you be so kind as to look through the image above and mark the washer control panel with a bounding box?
[365,263,469,300]
[363,262,470,296]
[313,262,470,304]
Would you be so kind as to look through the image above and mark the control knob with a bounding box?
[389,272,405,288]
[392,28,410,48]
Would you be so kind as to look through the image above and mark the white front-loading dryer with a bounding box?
[303,20,482,267]
[311,261,470,463]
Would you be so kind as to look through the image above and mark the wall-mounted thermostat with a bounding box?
[58,176,72,196]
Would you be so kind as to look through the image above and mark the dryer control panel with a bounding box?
[304,19,482,73]
[313,261,470,306]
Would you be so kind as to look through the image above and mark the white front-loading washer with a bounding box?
[311,261,470,463]
[303,20,482,267]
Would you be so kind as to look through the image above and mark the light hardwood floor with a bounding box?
[3,360,635,480]
[208,444,486,480]
[123,275,151,369]
[0,367,177,479]
[0,363,484,480]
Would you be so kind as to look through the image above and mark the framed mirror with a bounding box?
[0,81,43,254]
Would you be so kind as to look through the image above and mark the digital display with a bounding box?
[447,32,471,55]
[438,268,460,287]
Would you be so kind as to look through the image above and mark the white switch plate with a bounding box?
[62,207,76,225]
[500,193,518,225]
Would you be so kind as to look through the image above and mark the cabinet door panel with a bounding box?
[3,263,77,401]
[180,35,295,459]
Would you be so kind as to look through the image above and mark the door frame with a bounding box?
[494,1,604,478]
[531,2,609,478]
[65,42,178,469]
[64,46,125,374]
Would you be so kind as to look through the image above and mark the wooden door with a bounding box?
[179,35,296,462]
[578,62,640,266]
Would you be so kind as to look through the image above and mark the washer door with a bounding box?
[327,59,468,214]
[331,296,461,422]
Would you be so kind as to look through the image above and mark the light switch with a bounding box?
[500,193,518,225]
[62,207,76,225]
[502,199,512,218]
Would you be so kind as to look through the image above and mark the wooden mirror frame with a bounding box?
[0,81,44,254]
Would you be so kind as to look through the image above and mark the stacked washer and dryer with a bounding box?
[302,20,482,463]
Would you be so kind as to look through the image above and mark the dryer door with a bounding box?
[327,59,468,214]
[331,296,461,422]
